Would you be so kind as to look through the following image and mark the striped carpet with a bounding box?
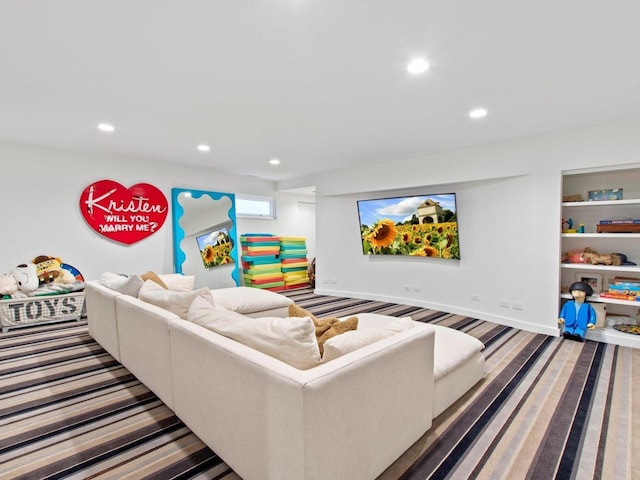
[0,288,637,479]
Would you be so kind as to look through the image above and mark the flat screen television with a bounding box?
[195,226,235,269]
[357,193,460,259]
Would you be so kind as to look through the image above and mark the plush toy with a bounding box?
[559,281,597,342]
[581,247,615,266]
[32,255,63,284]
[31,255,75,285]
[0,273,18,297]
[563,251,586,264]
[13,263,39,293]
[562,247,634,266]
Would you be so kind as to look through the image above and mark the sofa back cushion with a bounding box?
[158,273,195,291]
[210,286,293,313]
[187,296,321,370]
[99,272,145,296]
[288,303,358,356]
[138,280,213,319]
[99,271,195,295]
[322,317,415,362]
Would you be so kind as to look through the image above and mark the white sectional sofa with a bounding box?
[84,277,484,480]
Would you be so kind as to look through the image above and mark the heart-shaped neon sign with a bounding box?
[79,180,168,245]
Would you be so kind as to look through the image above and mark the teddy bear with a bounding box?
[0,273,18,298]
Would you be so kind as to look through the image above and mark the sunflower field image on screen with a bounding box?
[357,194,460,259]
[196,227,235,269]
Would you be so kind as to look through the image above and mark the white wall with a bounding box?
[1,141,315,281]
[239,193,316,262]
[312,119,640,336]
[4,118,640,337]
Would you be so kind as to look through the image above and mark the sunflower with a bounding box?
[402,232,411,243]
[202,245,216,263]
[423,246,439,256]
[367,219,397,248]
[446,234,454,248]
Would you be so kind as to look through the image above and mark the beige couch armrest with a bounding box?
[85,281,122,361]
[115,295,180,410]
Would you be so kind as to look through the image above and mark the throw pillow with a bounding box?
[322,317,415,362]
[288,303,358,356]
[317,316,359,355]
[211,286,293,313]
[140,271,168,289]
[138,279,213,319]
[188,296,321,370]
[99,272,144,296]
[158,274,195,291]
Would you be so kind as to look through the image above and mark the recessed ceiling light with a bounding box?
[197,144,211,152]
[407,58,430,74]
[97,123,115,132]
[269,158,281,165]
[469,108,488,119]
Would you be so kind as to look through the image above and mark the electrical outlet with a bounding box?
[403,285,411,292]
[412,285,421,293]
[512,301,524,311]
[499,299,510,308]
[471,293,480,301]
[330,278,337,285]
[322,278,330,284]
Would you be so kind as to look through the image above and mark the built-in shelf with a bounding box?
[562,199,640,207]
[584,326,640,349]
[562,233,640,238]
[561,168,640,349]
[561,263,640,273]
[560,292,640,307]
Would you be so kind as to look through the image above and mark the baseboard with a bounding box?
[312,287,560,337]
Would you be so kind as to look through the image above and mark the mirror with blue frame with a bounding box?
[171,188,240,288]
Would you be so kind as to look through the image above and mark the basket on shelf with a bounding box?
[0,291,85,333]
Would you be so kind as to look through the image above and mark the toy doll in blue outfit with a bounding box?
[558,281,596,341]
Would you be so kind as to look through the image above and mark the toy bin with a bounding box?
[0,291,85,333]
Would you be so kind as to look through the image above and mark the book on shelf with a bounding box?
[612,276,640,285]
[599,292,639,301]
[598,219,640,224]
[608,285,640,294]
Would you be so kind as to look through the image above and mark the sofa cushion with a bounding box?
[99,272,145,296]
[158,273,195,291]
[210,286,293,314]
[188,296,321,370]
[431,325,485,381]
[140,271,168,289]
[98,270,176,297]
[288,304,358,355]
[317,316,359,355]
[138,280,213,319]
[322,317,415,362]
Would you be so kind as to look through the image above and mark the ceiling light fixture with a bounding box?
[97,123,115,132]
[197,144,211,152]
[469,108,488,119]
[269,158,281,165]
[407,58,430,74]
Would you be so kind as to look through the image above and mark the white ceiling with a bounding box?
[1,1,639,184]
